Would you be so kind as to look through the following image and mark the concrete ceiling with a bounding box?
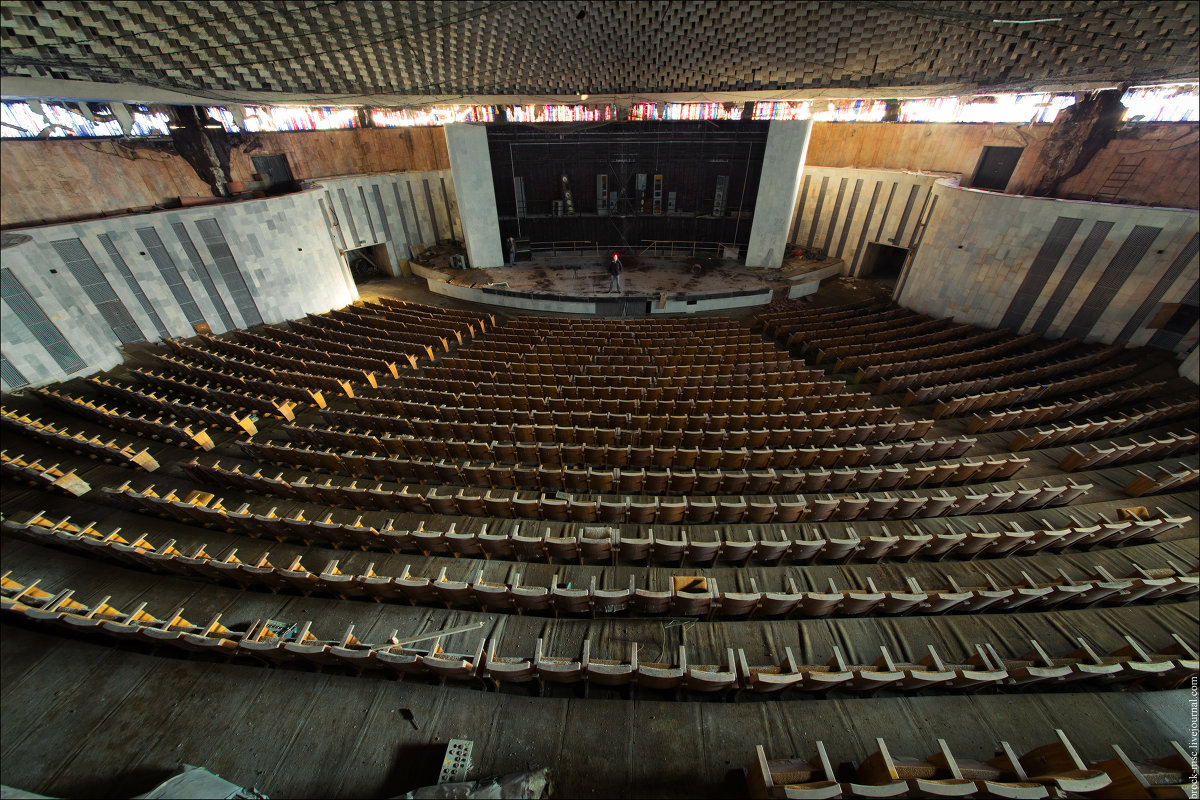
[1,1,1197,106]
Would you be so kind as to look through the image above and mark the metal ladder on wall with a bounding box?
[1094,157,1144,201]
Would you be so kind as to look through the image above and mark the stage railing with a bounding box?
[640,240,740,257]
[528,240,598,255]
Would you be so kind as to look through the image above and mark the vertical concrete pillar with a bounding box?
[444,123,503,269]
[745,120,813,269]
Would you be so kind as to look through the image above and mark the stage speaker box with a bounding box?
[560,174,575,215]
[636,173,647,213]
[596,175,608,216]
[713,175,729,217]
[652,174,663,215]
[553,200,563,216]
[608,191,618,211]
[667,192,677,213]
[513,177,527,217]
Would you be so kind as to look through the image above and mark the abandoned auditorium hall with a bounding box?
[1,1,1199,798]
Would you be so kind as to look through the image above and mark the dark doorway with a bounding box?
[251,154,297,191]
[860,242,908,278]
[345,245,386,283]
[972,146,1024,191]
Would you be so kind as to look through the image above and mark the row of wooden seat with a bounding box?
[929,362,1142,418]
[821,319,974,365]
[1,451,90,496]
[154,352,323,407]
[197,333,381,387]
[5,575,1194,697]
[359,298,492,334]
[792,312,936,351]
[1008,405,1196,451]
[751,730,1194,799]
[167,339,357,398]
[0,406,158,471]
[92,486,1182,563]
[409,368,826,395]
[370,295,494,330]
[503,314,747,332]
[13,512,1193,619]
[33,388,214,450]
[1123,462,1200,497]
[434,357,814,381]
[318,308,456,351]
[904,345,1126,406]
[331,407,914,444]
[89,377,259,435]
[865,334,1049,392]
[374,379,845,406]
[131,367,299,421]
[1058,431,1199,472]
[238,438,1022,495]
[163,462,1093,523]
[329,306,467,347]
[283,425,967,471]
[753,301,890,337]
[834,327,1005,374]
[323,401,896,440]
[241,328,401,378]
[964,381,1168,434]
[287,319,425,369]
[454,344,790,366]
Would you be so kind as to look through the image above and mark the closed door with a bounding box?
[972,146,1023,191]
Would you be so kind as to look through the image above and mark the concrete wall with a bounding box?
[1,166,461,392]
[746,120,812,269]
[444,124,503,269]
[313,169,459,273]
[788,167,949,276]
[895,182,1200,355]
[1180,345,1199,384]
[1,190,346,391]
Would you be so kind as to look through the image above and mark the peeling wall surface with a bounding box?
[895,182,1200,356]
[0,126,451,229]
[806,121,1198,210]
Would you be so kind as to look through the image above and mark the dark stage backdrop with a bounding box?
[487,121,769,253]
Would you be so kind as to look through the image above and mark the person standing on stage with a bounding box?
[607,252,623,293]
[507,236,516,266]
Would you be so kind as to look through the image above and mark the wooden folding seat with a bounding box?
[422,637,487,683]
[632,577,673,614]
[642,469,670,494]
[394,564,440,604]
[636,645,687,692]
[670,582,713,616]
[508,572,551,614]
[713,578,762,618]
[719,469,750,494]
[995,730,1112,796]
[583,640,637,691]
[796,647,855,693]
[1089,742,1192,800]
[802,469,831,492]
[774,499,806,523]
[773,469,804,493]
[533,638,585,692]
[686,647,738,694]
[804,497,839,523]
[510,525,546,560]
[794,582,843,618]
[616,467,645,493]
[656,500,687,524]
